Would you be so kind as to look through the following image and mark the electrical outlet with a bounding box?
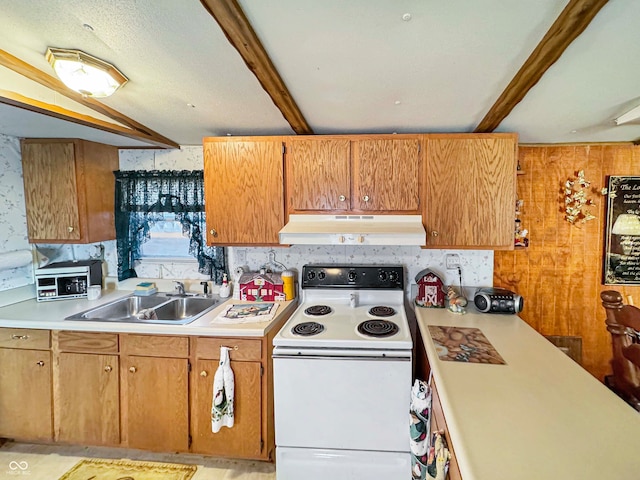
[445,253,460,270]
[234,248,247,267]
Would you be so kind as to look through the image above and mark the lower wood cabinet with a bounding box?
[55,331,120,446]
[191,337,263,458]
[0,317,292,462]
[120,334,190,452]
[0,346,52,441]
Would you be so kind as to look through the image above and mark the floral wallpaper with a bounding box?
[0,139,493,297]
[0,134,33,290]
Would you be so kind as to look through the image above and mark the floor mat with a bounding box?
[58,458,197,480]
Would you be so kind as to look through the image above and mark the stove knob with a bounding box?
[348,271,357,282]
[389,271,399,282]
[378,271,388,281]
[318,271,326,280]
[307,271,316,280]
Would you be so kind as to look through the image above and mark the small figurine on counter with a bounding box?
[446,286,467,314]
[219,273,231,298]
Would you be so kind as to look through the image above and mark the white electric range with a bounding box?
[273,264,413,480]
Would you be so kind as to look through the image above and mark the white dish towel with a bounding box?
[211,346,235,433]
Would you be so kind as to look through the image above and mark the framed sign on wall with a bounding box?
[603,176,640,285]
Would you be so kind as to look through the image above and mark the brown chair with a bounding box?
[601,290,640,411]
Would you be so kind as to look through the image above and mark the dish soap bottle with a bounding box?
[219,273,231,298]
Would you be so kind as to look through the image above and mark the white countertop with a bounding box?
[0,289,297,337]
[415,306,640,480]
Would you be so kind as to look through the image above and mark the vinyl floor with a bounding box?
[0,441,275,479]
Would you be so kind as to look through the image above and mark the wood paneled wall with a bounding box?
[494,144,640,381]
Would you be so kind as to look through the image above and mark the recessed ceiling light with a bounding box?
[402,13,412,21]
[394,100,401,105]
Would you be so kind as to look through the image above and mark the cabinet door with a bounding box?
[191,359,263,459]
[123,356,189,452]
[22,141,81,241]
[0,349,52,441]
[424,135,517,248]
[286,138,351,212]
[352,138,421,212]
[57,352,120,446]
[204,138,285,245]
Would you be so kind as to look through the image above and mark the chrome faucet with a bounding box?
[173,281,185,295]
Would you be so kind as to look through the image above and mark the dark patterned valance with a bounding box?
[114,170,226,282]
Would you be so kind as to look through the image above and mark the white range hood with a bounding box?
[278,214,426,246]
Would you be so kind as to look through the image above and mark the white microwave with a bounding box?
[35,260,102,302]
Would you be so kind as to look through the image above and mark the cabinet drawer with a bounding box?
[122,334,189,358]
[194,337,262,361]
[0,328,50,350]
[56,331,119,353]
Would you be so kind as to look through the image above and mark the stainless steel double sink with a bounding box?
[65,294,221,325]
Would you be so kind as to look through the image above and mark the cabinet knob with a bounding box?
[431,231,439,237]
[338,235,345,243]
[36,361,45,367]
[11,334,28,340]
[129,366,137,373]
[362,195,370,202]
[67,226,74,233]
[339,195,346,202]
[358,235,365,243]
[200,370,208,377]
[104,365,112,373]
[210,229,218,238]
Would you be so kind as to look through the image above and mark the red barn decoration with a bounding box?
[239,270,286,302]
[415,268,445,308]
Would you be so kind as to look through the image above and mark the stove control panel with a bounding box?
[302,265,404,290]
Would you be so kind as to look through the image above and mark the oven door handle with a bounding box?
[273,353,411,361]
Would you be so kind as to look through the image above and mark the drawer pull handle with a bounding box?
[129,366,137,373]
[339,195,346,202]
[431,231,439,237]
[200,370,208,377]
[11,335,29,340]
[210,229,218,237]
[104,365,113,373]
[362,195,370,203]
[36,361,45,367]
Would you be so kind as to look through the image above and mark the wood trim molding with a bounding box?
[0,49,179,148]
[475,0,609,133]
[200,0,313,135]
[0,90,175,149]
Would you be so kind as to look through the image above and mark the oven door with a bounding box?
[273,347,411,452]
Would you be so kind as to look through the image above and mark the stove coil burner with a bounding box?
[368,305,397,317]
[304,305,333,316]
[357,319,399,338]
[292,321,325,336]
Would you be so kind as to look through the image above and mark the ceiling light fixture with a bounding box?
[614,104,640,125]
[46,47,128,98]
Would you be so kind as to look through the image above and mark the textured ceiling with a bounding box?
[0,1,638,147]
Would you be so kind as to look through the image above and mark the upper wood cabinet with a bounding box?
[285,135,422,214]
[203,137,285,245]
[21,139,118,244]
[286,138,351,211]
[423,134,518,249]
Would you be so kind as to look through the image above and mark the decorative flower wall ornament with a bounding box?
[563,170,600,225]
